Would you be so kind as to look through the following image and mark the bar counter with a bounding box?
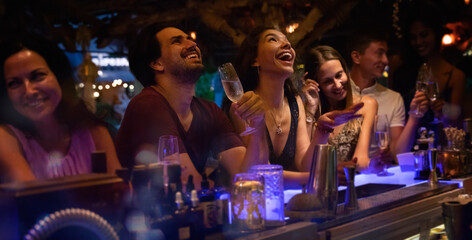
[232,166,470,240]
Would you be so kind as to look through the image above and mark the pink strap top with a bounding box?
[8,125,96,179]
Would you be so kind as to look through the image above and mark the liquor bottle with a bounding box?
[213,170,230,228]
[198,173,217,231]
[189,190,205,239]
[174,192,191,240]
[184,175,194,205]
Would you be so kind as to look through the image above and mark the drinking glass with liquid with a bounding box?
[230,173,265,233]
[218,62,256,136]
[375,114,393,176]
[249,164,285,227]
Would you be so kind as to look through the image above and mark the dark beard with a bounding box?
[172,64,204,84]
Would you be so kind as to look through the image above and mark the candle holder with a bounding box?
[249,164,284,227]
[230,173,265,233]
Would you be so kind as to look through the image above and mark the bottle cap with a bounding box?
[175,192,184,209]
[191,189,199,207]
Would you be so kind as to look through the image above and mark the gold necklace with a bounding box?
[268,99,285,135]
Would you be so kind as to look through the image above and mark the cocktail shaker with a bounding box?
[344,166,358,212]
[429,148,438,185]
[307,144,338,218]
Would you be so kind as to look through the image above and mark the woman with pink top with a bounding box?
[0,36,121,183]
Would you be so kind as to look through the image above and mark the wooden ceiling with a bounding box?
[0,0,469,59]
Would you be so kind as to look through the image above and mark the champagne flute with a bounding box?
[425,79,441,123]
[157,135,180,192]
[375,114,393,176]
[218,62,256,136]
[410,63,431,117]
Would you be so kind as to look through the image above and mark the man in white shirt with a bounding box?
[348,29,429,165]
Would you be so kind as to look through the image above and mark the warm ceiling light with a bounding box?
[286,23,299,34]
[465,0,470,5]
[190,31,197,40]
[442,34,454,45]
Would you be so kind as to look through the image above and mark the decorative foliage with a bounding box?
[0,0,361,53]
[392,0,403,39]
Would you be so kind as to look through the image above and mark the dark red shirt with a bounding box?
[116,87,243,174]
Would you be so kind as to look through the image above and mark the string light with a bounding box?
[77,79,134,92]
[392,0,403,39]
[93,91,100,98]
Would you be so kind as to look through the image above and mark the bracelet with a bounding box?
[315,122,334,134]
[407,110,423,119]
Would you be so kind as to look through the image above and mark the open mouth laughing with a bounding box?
[276,51,294,63]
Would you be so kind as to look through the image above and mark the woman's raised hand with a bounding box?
[232,91,266,129]
[301,72,320,116]
[409,91,429,118]
[317,102,364,130]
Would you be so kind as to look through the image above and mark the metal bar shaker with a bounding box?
[344,166,358,212]
[307,144,338,218]
[429,148,438,185]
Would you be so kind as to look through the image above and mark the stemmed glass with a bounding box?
[157,135,180,191]
[425,78,441,123]
[218,62,256,136]
[410,63,431,118]
[375,114,393,176]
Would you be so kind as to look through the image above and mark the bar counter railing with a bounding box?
[234,166,469,240]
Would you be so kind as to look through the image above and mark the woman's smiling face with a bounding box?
[317,59,348,102]
[254,29,295,77]
[3,50,62,123]
[409,20,437,58]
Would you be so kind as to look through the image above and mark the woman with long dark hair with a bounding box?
[224,26,363,186]
[0,36,121,183]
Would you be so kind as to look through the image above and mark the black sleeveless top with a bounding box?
[267,94,298,171]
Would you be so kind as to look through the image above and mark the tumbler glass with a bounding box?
[230,173,265,233]
[249,164,284,227]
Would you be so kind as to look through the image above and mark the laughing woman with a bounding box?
[304,45,378,172]
[0,36,121,183]
[225,27,363,187]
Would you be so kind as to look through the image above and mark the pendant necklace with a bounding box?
[269,99,285,135]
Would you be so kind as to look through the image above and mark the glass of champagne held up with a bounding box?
[426,77,441,123]
[375,114,393,176]
[218,62,256,136]
[411,63,431,117]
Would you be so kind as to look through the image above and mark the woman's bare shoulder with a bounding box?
[0,124,17,140]
[359,95,378,109]
[451,66,466,83]
[0,125,23,159]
